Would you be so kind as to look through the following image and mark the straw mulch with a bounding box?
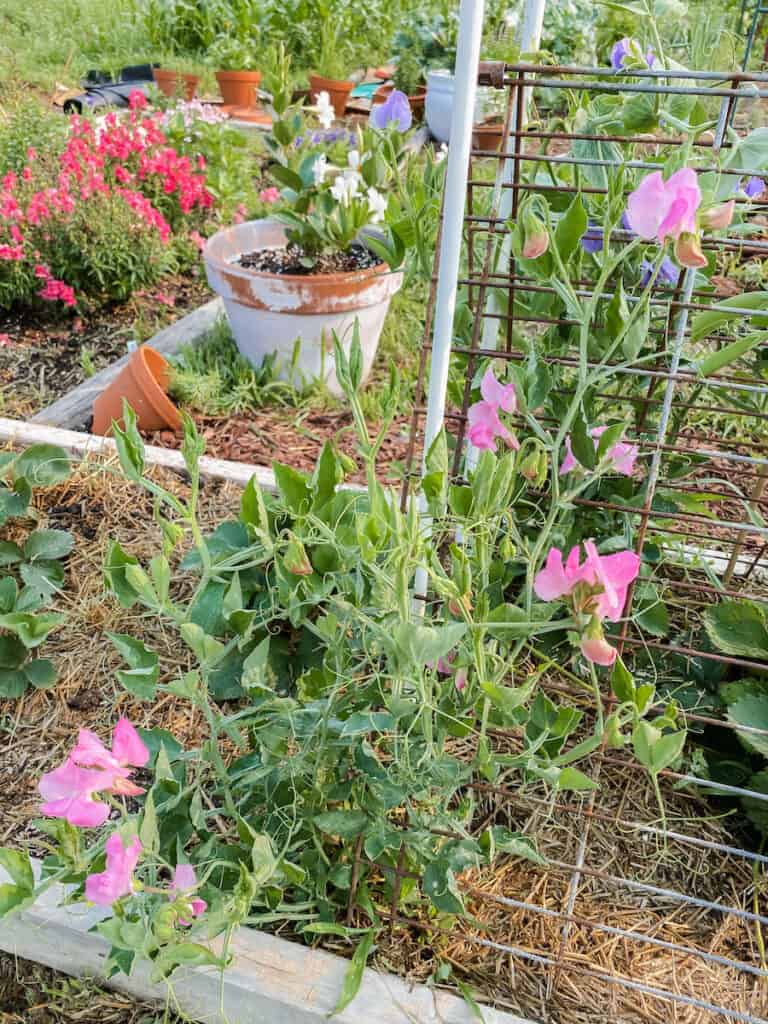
[1,453,766,1024]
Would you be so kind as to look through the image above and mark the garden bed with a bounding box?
[0,446,764,1024]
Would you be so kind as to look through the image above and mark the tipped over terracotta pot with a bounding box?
[92,346,183,436]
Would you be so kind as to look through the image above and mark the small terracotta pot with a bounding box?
[309,74,354,118]
[215,69,262,108]
[472,120,505,152]
[92,346,182,436]
[153,68,199,100]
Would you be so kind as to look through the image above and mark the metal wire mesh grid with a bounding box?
[390,62,768,1023]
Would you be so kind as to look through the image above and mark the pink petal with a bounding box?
[72,729,117,771]
[607,441,638,476]
[467,401,503,450]
[533,548,571,601]
[480,367,517,413]
[41,796,110,828]
[112,719,149,768]
[559,436,578,475]
[86,834,142,906]
[592,549,641,620]
[580,634,617,666]
[626,171,669,239]
[172,864,197,891]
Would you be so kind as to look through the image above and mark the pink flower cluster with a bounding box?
[0,92,214,308]
[467,367,520,451]
[38,717,207,917]
[534,541,640,665]
[560,425,638,477]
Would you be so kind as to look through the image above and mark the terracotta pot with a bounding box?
[472,120,505,152]
[309,74,354,118]
[215,69,262,108]
[152,68,199,100]
[203,219,403,397]
[92,346,182,436]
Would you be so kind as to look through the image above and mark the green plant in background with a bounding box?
[207,32,262,71]
[311,5,353,80]
[392,46,424,96]
[0,444,72,698]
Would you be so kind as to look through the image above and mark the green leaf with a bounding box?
[0,480,31,523]
[621,92,658,132]
[728,695,768,758]
[695,331,767,377]
[0,611,65,648]
[240,476,270,534]
[649,729,686,773]
[330,930,374,1016]
[704,600,768,659]
[622,303,650,362]
[610,656,635,702]
[391,622,466,670]
[269,164,303,191]
[314,810,369,839]
[24,658,57,689]
[0,541,22,566]
[109,634,159,700]
[632,720,661,769]
[241,636,271,693]
[0,635,26,669]
[690,292,768,343]
[272,462,311,514]
[139,790,160,854]
[571,412,596,470]
[556,766,598,791]
[0,669,27,698]
[151,943,228,982]
[13,445,70,487]
[554,193,587,263]
[24,529,74,562]
[104,540,140,608]
[0,848,34,890]
[481,827,546,865]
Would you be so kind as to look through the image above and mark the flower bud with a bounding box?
[674,232,707,269]
[579,617,617,666]
[519,448,548,488]
[521,206,549,259]
[500,535,516,560]
[448,592,473,617]
[283,536,313,576]
[700,200,735,230]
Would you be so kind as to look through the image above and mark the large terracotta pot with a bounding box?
[203,219,403,397]
[215,69,262,108]
[92,346,182,436]
[152,68,199,100]
[472,120,505,152]
[309,74,354,118]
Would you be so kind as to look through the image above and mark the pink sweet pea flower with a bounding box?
[580,628,619,666]
[626,168,701,243]
[701,200,735,230]
[259,186,280,204]
[578,539,640,621]
[71,718,149,797]
[170,864,207,924]
[467,368,520,451]
[674,232,708,269]
[559,427,638,477]
[85,833,142,906]
[39,758,111,827]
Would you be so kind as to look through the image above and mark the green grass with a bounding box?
[0,0,207,91]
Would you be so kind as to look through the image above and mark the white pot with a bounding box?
[203,220,403,397]
[425,70,486,144]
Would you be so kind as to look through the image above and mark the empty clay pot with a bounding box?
[309,74,354,118]
[92,346,183,436]
[215,69,262,107]
[152,68,199,100]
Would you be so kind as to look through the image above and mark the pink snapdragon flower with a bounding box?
[534,541,640,665]
[85,833,142,905]
[170,864,207,924]
[560,426,638,477]
[71,718,149,796]
[39,759,112,827]
[467,367,520,451]
[626,168,701,243]
[259,186,280,204]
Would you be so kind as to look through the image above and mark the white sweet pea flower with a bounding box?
[435,143,448,165]
[348,149,361,171]
[314,91,334,130]
[367,186,387,223]
[330,174,360,205]
[312,153,328,186]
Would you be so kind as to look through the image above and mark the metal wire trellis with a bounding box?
[386,61,768,1024]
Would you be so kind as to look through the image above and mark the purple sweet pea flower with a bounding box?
[744,176,766,198]
[580,222,603,253]
[640,256,679,288]
[620,210,635,234]
[370,89,412,132]
[611,37,654,70]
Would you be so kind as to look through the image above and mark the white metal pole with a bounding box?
[413,0,485,609]
[463,0,547,475]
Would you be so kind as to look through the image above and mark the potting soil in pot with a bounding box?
[236,242,380,275]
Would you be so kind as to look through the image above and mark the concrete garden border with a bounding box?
[0,858,533,1024]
